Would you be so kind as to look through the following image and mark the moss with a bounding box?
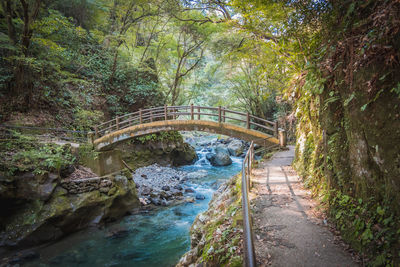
[294,63,400,264]
[182,175,244,266]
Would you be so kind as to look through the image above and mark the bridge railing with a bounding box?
[94,105,282,140]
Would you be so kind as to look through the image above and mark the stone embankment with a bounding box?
[61,177,114,194]
[177,175,244,267]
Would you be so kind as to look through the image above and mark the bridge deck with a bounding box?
[93,120,279,151]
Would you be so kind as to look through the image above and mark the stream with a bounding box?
[25,135,243,267]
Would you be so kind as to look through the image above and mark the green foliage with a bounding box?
[73,109,104,132]
[0,131,76,176]
[198,174,243,266]
[77,143,99,165]
[327,190,400,265]
[134,131,183,144]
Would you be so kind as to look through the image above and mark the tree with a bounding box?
[2,0,41,107]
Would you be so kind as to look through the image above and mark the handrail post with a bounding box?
[116,116,120,130]
[197,107,200,120]
[150,110,153,122]
[139,109,143,124]
[223,107,226,123]
[279,129,287,148]
[246,112,250,129]
[274,121,279,137]
[164,105,168,121]
[247,156,251,189]
[94,126,99,139]
[191,104,194,120]
[218,106,222,123]
[173,108,176,120]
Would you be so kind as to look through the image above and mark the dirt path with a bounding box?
[250,146,358,267]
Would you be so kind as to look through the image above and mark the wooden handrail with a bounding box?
[94,105,281,140]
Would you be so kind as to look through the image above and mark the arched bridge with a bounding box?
[91,105,286,151]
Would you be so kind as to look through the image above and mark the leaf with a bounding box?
[344,93,355,107]
[361,103,368,111]
[376,206,385,216]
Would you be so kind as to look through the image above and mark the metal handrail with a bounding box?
[93,105,279,139]
[242,141,256,267]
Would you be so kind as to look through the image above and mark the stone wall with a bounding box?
[61,177,114,194]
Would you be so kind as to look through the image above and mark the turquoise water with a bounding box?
[25,144,242,267]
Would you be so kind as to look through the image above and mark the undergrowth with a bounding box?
[0,131,76,176]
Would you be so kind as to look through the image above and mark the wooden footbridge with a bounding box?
[91,105,286,151]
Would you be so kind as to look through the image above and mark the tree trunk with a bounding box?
[109,49,119,84]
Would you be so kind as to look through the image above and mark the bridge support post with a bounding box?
[139,109,143,124]
[274,121,278,137]
[191,104,194,120]
[218,106,222,123]
[164,105,168,120]
[197,107,200,120]
[223,107,226,122]
[246,112,250,129]
[279,129,287,147]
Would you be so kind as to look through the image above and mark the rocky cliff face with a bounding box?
[119,132,198,169]
[293,1,400,263]
[0,171,138,250]
[177,175,243,267]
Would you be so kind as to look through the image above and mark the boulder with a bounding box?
[227,140,244,156]
[150,197,161,205]
[0,174,139,249]
[161,185,170,191]
[206,146,232,166]
[172,143,198,166]
[173,185,183,190]
[195,194,206,200]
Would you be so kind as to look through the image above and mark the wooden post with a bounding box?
[222,107,226,122]
[164,105,168,120]
[139,109,143,124]
[116,116,120,130]
[95,126,99,139]
[191,104,194,120]
[197,107,200,120]
[279,129,287,147]
[150,110,153,122]
[173,108,176,120]
[87,132,94,144]
[274,121,279,137]
[246,112,250,129]
[218,106,222,123]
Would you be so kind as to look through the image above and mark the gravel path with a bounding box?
[250,146,358,267]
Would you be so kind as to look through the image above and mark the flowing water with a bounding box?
[25,136,243,267]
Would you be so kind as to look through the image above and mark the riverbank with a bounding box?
[1,133,245,266]
[176,174,244,267]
